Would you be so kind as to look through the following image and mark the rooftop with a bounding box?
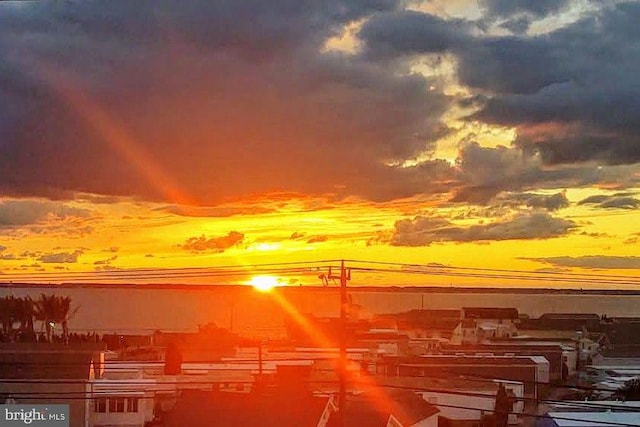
[414,355,541,366]
[462,307,519,320]
[545,411,640,427]
[0,351,95,380]
[539,313,601,320]
[327,389,439,427]
[163,390,333,427]
[443,343,564,351]
[378,375,517,393]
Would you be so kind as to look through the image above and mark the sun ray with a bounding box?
[25,59,193,206]
[267,290,411,422]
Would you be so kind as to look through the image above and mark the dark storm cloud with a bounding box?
[512,130,640,167]
[0,200,90,227]
[523,192,569,210]
[478,0,572,34]
[359,10,471,56]
[391,211,575,246]
[497,16,532,35]
[358,9,566,94]
[480,0,571,18]
[578,194,639,209]
[0,0,461,204]
[358,3,640,167]
[457,37,571,95]
[497,191,570,211]
[3,2,640,207]
[449,142,614,204]
[468,3,640,164]
[0,1,399,60]
[452,142,543,203]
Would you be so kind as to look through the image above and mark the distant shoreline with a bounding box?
[1,282,640,295]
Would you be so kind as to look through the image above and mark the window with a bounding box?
[94,398,107,413]
[127,397,139,413]
[109,397,125,413]
[116,398,125,413]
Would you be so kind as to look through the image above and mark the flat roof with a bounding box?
[380,375,521,393]
[415,355,540,365]
[444,343,563,350]
[400,361,536,368]
[547,412,640,426]
[553,401,640,409]
[106,361,314,371]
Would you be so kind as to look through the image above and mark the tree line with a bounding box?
[0,294,78,343]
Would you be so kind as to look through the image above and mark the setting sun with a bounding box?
[250,275,279,292]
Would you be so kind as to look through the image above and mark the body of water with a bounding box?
[3,285,640,339]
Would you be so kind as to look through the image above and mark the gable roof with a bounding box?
[327,390,439,427]
[163,390,332,427]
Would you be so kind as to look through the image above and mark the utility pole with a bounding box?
[328,260,350,427]
[258,340,263,384]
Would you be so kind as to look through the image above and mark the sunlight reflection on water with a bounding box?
[2,286,639,339]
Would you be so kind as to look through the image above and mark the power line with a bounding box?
[349,266,640,287]
[4,380,640,426]
[1,258,639,286]
[0,260,342,282]
[2,369,638,412]
[4,375,638,413]
[0,267,323,282]
[345,259,640,281]
[369,394,640,427]
[0,357,633,395]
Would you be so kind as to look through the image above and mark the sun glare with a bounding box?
[250,275,278,292]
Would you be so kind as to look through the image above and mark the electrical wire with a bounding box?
[344,259,640,281]
[0,358,634,395]
[0,258,639,287]
[348,266,640,287]
[0,260,341,282]
[3,379,640,426]
[4,375,639,414]
[2,260,639,407]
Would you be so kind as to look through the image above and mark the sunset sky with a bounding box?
[0,0,639,288]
